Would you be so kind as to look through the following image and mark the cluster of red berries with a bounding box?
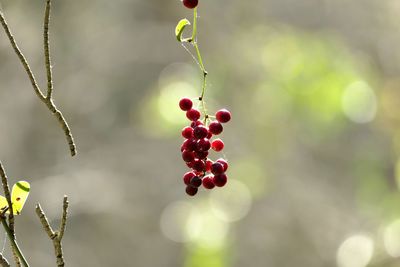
[182,0,198,9]
[179,97,231,196]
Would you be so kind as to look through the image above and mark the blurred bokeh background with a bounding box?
[1,0,400,266]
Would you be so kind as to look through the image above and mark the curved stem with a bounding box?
[0,219,29,267]
[190,8,209,123]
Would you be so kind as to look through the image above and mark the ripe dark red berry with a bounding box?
[216,158,228,172]
[186,185,198,196]
[196,138,211,151]
[211,139,224,152]
[182,0,198,9]
[192,159,205,172]
[191,120,203,128]
[195,150,208,160]
[182,150,195,162]
[179,98,193,111]
[183,172,196,185]
[208,121,223,135]
[186,109,201,121]
[186,161,194,168]
[211,162,224,175]
[183,138,197,152]
[216,109,231,123]
[193,125,209,139]
[190,176,202,188]
[202,176,215,189]
[213,174,227,187]
[182,126,194,139]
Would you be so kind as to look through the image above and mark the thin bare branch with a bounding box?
[36,204,55,239]
[36,196,69,267]
[44,0,53,99]
[0,253,10,267]
[0,10,46,101]
[0,163,29,267]
[58,196,68,240]
[0,162,14,234]
[0,218,29,267]
[0,5,77,156]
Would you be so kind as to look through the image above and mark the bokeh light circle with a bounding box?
[209,180,252,222]
[383,219,400,257]
[342,81,377,123]
[336,234,374,267]
[160,201,202,243]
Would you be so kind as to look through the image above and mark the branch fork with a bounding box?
[0,0,77,156]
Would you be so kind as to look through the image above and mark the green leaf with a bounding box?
[175,18,191,42]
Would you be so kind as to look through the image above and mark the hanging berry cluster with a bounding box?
[175,0,232,196]
[179,97,231,196]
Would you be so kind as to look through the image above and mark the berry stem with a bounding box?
[190,8,208,123]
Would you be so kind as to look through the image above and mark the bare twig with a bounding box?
[0,162,29,267]
[0,253,10,267]
[0,2,77,156]
[0,219,28,267]
[36,196,69,267]
[0,162,14,232]
[44,0,53,99]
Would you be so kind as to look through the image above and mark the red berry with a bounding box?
[182,150,195,162]
[211,162,224,175]
[186,161,194,168]
[191,120,203,128]
[205,159,213,172]
[211,139,224,152]
[186,185,198,196]
[213,174,227,187]
[182,138,197,151]
[179,98,193,111]
[208,121,223,135]
[190,176,202,188]
[196,138,211,151]
[183,172,196,185]
[207,131,212,139]
[216,159,228,172]
[216,109,231,123]
[192,159,205,172]
[182,126,193,139]
[202,176,215,189]
[182,0,198,9]
[193,125,209,139]
[186,109,201,121]
[195,150,208,160]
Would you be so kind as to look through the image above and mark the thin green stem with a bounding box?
[0,219,29,267]
[190,8,209,123]
[191,8,197,41]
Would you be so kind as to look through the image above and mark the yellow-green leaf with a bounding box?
[0,181,30,215]
[175,18,191,42]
